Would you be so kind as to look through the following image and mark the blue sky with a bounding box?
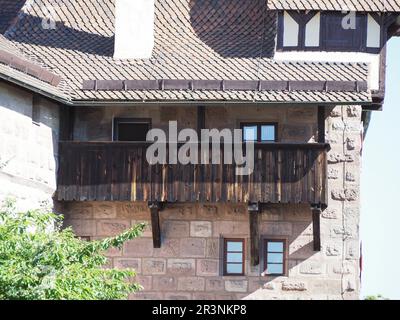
[360,36,400,299]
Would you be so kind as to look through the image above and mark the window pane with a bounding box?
[227,253,243,263]
[227,241,243,252]
[267,242,284,252]
[117,123,149,141]
[267,253,283,263]
[243,126,257,141]
[227,263,243,274]
[267,264,283,275]
[261,125,275,141]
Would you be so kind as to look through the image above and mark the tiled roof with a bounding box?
[0,62,68,101]
[0,0,375,103]
[267,0,400,12]
[0,0,26,34]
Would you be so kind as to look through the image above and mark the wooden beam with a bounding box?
[149,202,162,248]
[197,105,205,137]
[312,207,321,251]
[59,105,74,141]
[248,202,260,266]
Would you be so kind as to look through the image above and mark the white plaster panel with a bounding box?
[283,11,299,47]
[367,14,381,48]
[305,13,320,47]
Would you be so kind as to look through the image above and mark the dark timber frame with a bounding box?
[318,106,326,144]
[311,205,322,251]
[276,11,388,54]
[148,201,164,248]
[277,11,319,51]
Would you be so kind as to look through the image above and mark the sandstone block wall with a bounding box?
[63,196,360,299]
[0,83,59,210]
[72,104,318,143]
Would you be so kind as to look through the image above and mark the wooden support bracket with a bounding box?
[248,202,260,266]
[311,206,322,252]
[148,201,163,248]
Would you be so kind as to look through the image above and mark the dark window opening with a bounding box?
[263,239,286,276]
[241,122,277,142]
[320,12,366,51]
[223,238,245,276]
[113,118,151,142]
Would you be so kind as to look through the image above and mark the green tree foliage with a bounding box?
[364,294,389,300]
[0,199,146,300]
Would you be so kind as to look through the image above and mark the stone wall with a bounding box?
[72,104,318,143]
[0,82,60,210]
[323,105,362,300]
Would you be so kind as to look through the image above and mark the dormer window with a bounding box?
[277,11,383,53]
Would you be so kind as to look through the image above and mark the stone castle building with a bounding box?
[0,0,399,299]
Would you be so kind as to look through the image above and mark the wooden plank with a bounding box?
[276,149,282,203]
[248,203,260,266]
[161,162,168,202]
[197,106,205,137]
[124,149,133,201]
[104,145,112,201]
[73,145,80,201]
[97,148,107,201]
[56,142,329,206]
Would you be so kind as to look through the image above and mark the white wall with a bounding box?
[0,83,59,211]
[367,14,381,48]
[274,51,381,91]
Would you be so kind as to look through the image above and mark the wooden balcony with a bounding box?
[57,142,329,206]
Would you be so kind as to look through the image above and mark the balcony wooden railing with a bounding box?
[57,142,329,206]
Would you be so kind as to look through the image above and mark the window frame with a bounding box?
[113,117,152,142]
[223,238,245,276]
[240,122,278,143]
[263,238,287,276]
